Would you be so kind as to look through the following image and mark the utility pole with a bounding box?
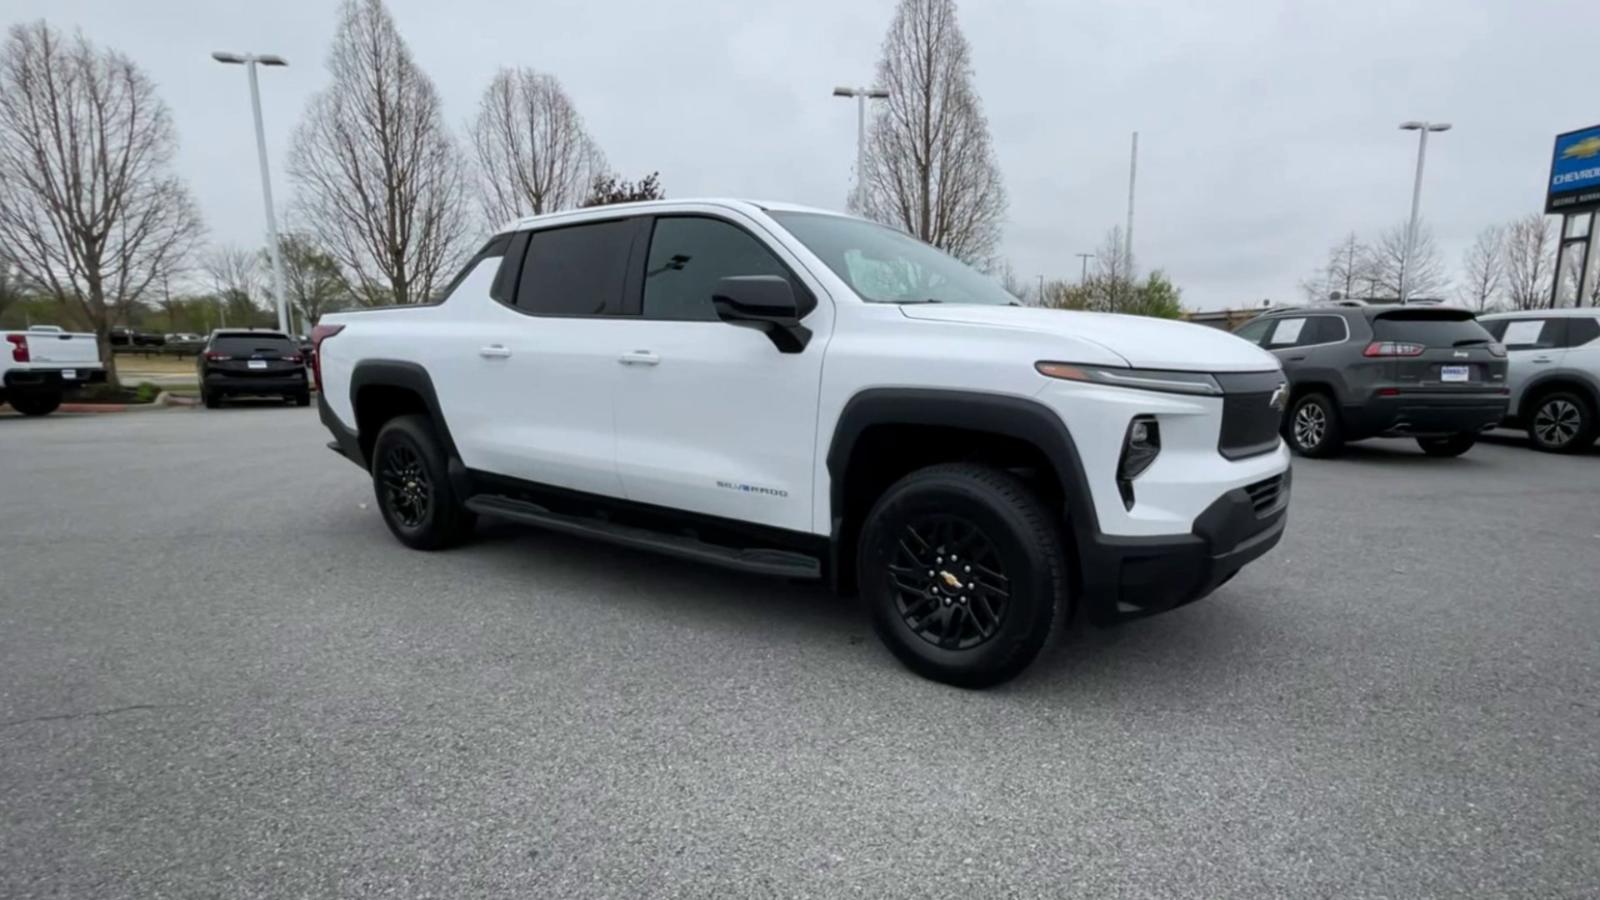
[832,86,890,211]
[213,50,290,334]
[1397,121,1451,303]
[1076,253,1094,284]
[1125,131,1138,274]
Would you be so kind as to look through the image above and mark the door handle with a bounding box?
[618,350,660,367]
[1532,356,1553,364]
[1285,355,1307,361]
[478,344,512,359]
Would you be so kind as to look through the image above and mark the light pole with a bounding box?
[1397,121,1451,303]
[213,50,290,334]
[833,86,889,211]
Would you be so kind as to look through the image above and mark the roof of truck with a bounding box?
[499,198,845,234]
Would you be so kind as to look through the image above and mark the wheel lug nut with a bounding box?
[943,597,951,605]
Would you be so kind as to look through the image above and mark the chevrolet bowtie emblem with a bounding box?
[939,571,964,590]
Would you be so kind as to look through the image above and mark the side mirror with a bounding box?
[712,275,812,353]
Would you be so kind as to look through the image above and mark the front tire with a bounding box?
[856,463,1068,689]
[1417,434,1476,457]
[1527,390,1595,453]
[371,414,475,550]
[9,390,62,417]
[1286,392,1343,457]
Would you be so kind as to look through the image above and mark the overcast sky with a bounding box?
[8,0,1597,309]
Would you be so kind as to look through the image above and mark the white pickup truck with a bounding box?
[314,199,1292,686]
[1,325,107,416]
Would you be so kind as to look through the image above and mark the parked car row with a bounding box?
[1233,302,1599,456]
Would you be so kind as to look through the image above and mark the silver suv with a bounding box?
[1478,310,1600,453]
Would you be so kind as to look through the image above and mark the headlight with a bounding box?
[1035,361,1222,396]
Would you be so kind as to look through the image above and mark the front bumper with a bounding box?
[1345,392,1509,438]
[1078,468,1290,625]
[4,368,107,391]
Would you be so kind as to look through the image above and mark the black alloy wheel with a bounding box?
[888,514,1011,651]
[380,442,431,529]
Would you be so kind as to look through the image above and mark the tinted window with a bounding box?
[1232,318,1272,344]
[1495,318,1564,351]
[1306,315,1348,345]
[211,335,297,355]
[1566,316,1600,347]
[514,220,634,316]
[1481,319,1508,340]
[1371,312,1494,347]
[643,217,791,321]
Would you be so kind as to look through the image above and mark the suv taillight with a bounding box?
[1362,341,1426,357]
[6,334,28,363]
[285,353,304,364]
[204,351,231,361]
[310,324,345,391]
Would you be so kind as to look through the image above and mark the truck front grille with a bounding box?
[1215,372,1287,460]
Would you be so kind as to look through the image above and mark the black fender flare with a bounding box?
[824,387,1101,558]
[347,360,460,462]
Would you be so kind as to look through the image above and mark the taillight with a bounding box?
[5,334,27,363]
[285,353,304,364]
[1363,341,1426,357]
[310,323,345,391]
[204,351,231,361]
[1488,342,1506,358]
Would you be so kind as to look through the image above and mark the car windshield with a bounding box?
[769,211,1018,306]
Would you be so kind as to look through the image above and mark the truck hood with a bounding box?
[898,304,1280,373]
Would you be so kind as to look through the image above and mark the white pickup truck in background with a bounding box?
[1,326,107,416]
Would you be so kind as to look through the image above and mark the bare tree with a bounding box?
[273,233,349,331]
[0,22,204,386]
[289,0,470,306]
[581,171,664,208]
[471,68,604,224]
[859,0,1006,266]
[1456,225,1505,311]
[1502,212,1554,310]
[204,245,263,328]
[1310,232,1368,300]
[1362,222,1448,300]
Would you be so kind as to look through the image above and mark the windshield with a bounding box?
[210,335,298,356]
[770,211,1018,306]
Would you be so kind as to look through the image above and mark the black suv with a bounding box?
[197,330,311,409]
[1232,304,1508,457]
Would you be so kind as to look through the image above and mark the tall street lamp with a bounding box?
[833,86,889,211]
[213,51,291,334]
[1398,121,1451,303]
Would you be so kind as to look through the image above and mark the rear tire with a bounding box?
[856,463,1068,689]
[1417,434,1476,457]
[9,390,62,417]
[203,390,222,410]
[1526,390,1595,453]
[293,390,311,408]
[1286,392,1342,457]
[371,414,475,550]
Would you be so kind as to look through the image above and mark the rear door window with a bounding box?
[1266,318,1307,346]
[1371,312,1495,347]
[1495,318,1565,351]
[1563,316,1599,347]
[513,219,636,316]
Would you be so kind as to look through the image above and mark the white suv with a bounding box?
[313,199,1291,686]
[1479,309,1600,452]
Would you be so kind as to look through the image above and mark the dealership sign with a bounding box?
[1547,125,1600,213]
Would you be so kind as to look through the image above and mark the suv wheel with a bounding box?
[8,390,62,417]
[856,463,1067,688]
[371,414,475,550]
[1528,391,1595,454]
[1417,434,1476,457]
[203,390,222,410]
[1287,392,1342,457]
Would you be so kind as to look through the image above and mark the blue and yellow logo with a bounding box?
[1561,136,1600,160]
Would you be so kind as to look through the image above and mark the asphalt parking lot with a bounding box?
[2,406,1597,898]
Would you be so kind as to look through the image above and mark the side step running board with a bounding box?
[463,494,822,580]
